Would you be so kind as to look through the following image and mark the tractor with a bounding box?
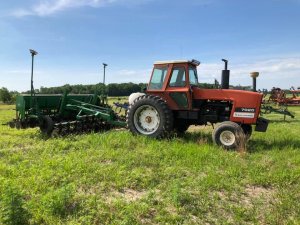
[126,59,268,149]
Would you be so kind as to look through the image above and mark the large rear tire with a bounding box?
[212,121,245,149]
[126,95,173,138]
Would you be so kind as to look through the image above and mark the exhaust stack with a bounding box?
[221,59,230,89]
[250,72,259,92]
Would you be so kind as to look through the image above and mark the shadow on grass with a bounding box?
[176,131,300,154]
[247,138,300,153]
[176,131,214,145]
[269,120,298,124]
[32,128,299,154]
[29,131,51,141]
[33,128,120,142]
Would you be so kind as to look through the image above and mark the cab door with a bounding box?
[164,64,192,110]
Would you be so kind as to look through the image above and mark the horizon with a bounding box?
[19,80,256,94]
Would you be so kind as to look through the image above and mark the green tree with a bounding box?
[0,87,12,103]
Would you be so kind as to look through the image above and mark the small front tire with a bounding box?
[212,121,245,149]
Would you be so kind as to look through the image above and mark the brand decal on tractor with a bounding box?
[233,108,256,118]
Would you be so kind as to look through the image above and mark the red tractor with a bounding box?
[126,59,268,149]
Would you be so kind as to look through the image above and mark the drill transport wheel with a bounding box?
[39,116,54,136]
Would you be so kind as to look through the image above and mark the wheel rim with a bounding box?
[219,130,236,146]
[133,105,160,135]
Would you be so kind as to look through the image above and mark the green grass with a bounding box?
[0,105,300,224]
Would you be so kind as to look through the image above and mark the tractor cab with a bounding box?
[146,59,200,110]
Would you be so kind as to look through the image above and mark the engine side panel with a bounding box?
[192,88,263,124]
[173,100,232,125]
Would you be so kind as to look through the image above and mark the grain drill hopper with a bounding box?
[8,93,126,135]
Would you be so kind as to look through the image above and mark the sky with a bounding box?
[0,0,300,92]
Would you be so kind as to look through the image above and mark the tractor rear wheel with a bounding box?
[212,121,245,149]
[39,116,54,136]
[126,95,173,138]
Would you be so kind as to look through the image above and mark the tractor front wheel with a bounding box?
[212,121,245,149]
[39,116,54,136]
[126,95,173,138]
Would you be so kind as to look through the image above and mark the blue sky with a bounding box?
[0,0,300,92]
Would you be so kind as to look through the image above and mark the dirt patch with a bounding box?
[105,188,147,203]
[197,138,209,145]
[221,185,274,205]
[77,186,149,204]
[99,159,113,165]
[216,185,275,207]
[120,188,147,202]
[165,205,177,216]
[188,125,213,132]
[211,186,276,224]
[244,185,274,198]
[240,185,275,208]
[10,143,31,152]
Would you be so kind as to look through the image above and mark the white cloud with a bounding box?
[11,0,119,17]
[197,57,300,89]
[233,58,300,75]
[107,57,300,89]
[109,69,151,83]
[5,69,31,74]
[9,0,215,17]
[10,0,150,17]
[10,9,34,17]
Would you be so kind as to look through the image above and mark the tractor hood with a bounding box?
[193,88,263,123]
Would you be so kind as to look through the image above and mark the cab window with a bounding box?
[189,67,198,85]
[148,67,168,90]
[169,67,186,87]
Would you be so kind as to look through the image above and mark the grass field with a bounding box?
[0,104,300,224]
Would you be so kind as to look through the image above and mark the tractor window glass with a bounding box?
[169,67,186,87]
[149,67,168,90]
[189,67,198,85]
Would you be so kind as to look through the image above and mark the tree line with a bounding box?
[0,88,18,104]
[1,82,253,103]
[36,82,250,95]
[37,83,147,96]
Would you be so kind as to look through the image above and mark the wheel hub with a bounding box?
[145,116,152,123]
[133,105,160,135]
[219,130,235,146]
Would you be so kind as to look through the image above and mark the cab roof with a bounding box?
[154,59,200,66]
